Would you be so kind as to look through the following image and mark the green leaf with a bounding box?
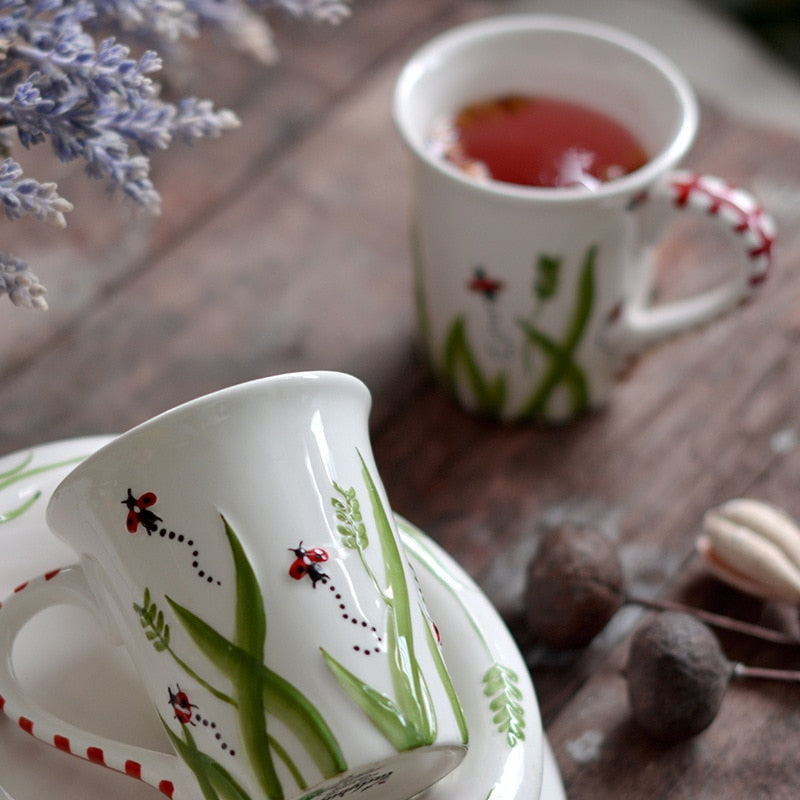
[0,490,40,524]
[516,244,596,420]
[359,453,437,746]
[0,454,87,524]
[268,733,307,791]
[422,607,468,745]
[331,482,368,550]
[482,664,526,747]
[0,450,33,481]
[441,317,507,415]
[166,596,347,780]
[220,515,281,800]
[321,648,421,751]
[534,254,560,302]
[134,588,171,652]
[164,721,253,800]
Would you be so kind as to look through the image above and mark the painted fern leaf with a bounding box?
[482,663,525,747]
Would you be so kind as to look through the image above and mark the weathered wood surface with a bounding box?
[3,0,800,797]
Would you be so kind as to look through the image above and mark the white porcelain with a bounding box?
[0,374,468,800]
[393,14,775,423]
[0,436,565,800]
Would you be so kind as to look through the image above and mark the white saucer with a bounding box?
[0,437,565,800]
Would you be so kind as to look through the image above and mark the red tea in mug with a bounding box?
[434,94,649,189]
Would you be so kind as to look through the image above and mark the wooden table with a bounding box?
[3,1,800,797]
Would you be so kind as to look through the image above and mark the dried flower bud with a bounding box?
[697,498,800,604]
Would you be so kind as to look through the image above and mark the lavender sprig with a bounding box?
[0,253,47,309]
[0,156,73,225]
[185,0,276,63]
[0,0,352,309]
[258,0,350,23]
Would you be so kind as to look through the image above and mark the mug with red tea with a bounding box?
[394,15,775,423]
[432,94,649,189]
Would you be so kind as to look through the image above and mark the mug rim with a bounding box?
[46,371,371,519]
[392,13,699,204]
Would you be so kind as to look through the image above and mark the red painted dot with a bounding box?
[159,779,175,798]
[44,569,62,581]
[54,735,71,752]
[13,582,28,593]
[19,717,33,734]
[87,746,105,764]
[125,760,142,779]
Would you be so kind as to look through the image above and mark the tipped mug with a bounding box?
[393,14,776,423]
[0,372,468,800]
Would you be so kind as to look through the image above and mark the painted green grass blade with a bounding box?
[269,734,307,791]
[166,597,346,778]
[515,323,590,418]
[517,245,596,420]
[223,516,266,655]
[321,648,419,751]
[221,516,282,800]
[421,607,468,745]
[0,490,41,523]
[359,453,436,745]
[441,317,507,414]
[383,603,435,746]
[164,722,253,800]
[0,451,33,481]
[0,454,86,524]
[260,662,347,777]
[0,455,86,490]
[164,724,220,800]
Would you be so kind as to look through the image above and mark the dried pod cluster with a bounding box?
[524,506,800,743]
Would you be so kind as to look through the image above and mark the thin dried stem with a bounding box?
[731,663,800,683]
[627,593,800,646]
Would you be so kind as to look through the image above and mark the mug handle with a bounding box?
[608,170,775,358]
[0,565,183,799]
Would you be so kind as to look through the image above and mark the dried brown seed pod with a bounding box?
[524,523,624,649]
[626,611,732,742]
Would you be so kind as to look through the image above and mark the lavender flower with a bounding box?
[0,253,47,309]
[258,0,351,23]
[92,0,198,42]
[185,0,276,63]
[0,5,238,209]
[0,0,352,309]
[0,157,73,225]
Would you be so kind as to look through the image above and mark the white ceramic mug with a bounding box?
[393,14,776,423]
[0,372,467,800]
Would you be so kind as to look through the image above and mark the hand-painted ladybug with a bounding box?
[168,684,197,725]
[468,267,504,301]
[288,542,329,588]
[122,488,162,534]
